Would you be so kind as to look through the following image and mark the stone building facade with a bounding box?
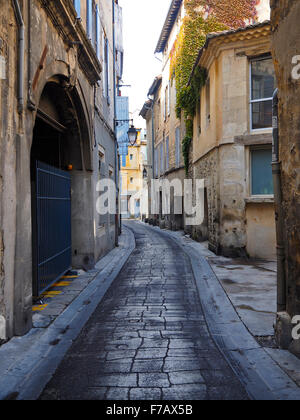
[141,0,186,231]
[270,0,300,354]
[0,0,122,339]
[190,22,277,259]
[141,0,275,259]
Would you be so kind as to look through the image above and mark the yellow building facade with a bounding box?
[120,129,148,218]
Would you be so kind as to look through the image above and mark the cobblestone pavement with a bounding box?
[40,221,249,400]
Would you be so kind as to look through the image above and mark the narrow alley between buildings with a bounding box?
[39,221,249,400]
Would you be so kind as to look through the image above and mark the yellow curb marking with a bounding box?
[53,281,71,287]
[61,275,78,279]
[32,304,48,312]
[42,291,62,297]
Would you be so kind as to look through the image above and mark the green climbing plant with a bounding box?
[170,0,259,174]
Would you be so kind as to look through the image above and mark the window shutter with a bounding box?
[87,0,93,40]
[166,137,169,171]
[106,39,110,104]
[102,31,106,94]
[96,4,100,59]
[74,0,81,17]
[160,143,164,174]
[106,38,110,104]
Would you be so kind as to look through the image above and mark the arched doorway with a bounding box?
[30,78,91,297]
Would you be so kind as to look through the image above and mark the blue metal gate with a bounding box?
[32,161,72,297]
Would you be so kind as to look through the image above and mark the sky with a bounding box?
[118,0,171,129]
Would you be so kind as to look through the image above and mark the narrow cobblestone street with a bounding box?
[39,221,249,400]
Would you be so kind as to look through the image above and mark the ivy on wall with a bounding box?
[171,0,259,173]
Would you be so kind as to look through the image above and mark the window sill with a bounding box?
[235,132,272,146]
[245,196,274,204]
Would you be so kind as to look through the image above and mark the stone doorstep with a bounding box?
[142,222,300,401]
[0,227,136,401]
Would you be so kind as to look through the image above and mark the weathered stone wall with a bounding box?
[246,202,277,260]
[219,144,247,257]
[271,0,300,318]
[0,0,19,340]
[0,0,118,339]
[192,148,220,252]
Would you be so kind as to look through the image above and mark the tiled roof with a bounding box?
[155,0,183,53]
[188,20,271,85]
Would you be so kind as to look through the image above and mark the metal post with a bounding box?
[272,88,286,312]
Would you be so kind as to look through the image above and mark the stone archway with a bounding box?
[30,77,94,298]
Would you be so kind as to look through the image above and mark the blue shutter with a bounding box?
[96,4,100,59]
[160,143,164,174]
[74,0,81,17]
[105,38,110,104]
[251,148,274,195]
[87,0,93,40]
[166,136,169,171]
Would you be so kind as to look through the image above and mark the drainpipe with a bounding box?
[145,96,155,221]
[272,88,286,312]
[149,98,155,181]
[12,0,25,114]
[112,0,119,246]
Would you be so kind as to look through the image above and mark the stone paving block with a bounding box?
[106,387,130,400]
[92,373,137,388]
[141,338,169,348]
[104,338,142,351]
[106,350,136,361]
[168,339,196,349]
[130,388,162,400]
[131,359,164,373]
[136,348,168,359]
[163,358,202,372]
[162,384,207,400]
[138,373,170,388]
[138,330,162,339]
[169,370,205,385]
[98,361,133,374]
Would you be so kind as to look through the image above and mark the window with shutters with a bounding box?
[250,56,276,131]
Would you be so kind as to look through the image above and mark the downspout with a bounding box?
[112,0,119,246]
[151,100,155,223]
[272,88,286,312]
[148,98,155,181]
[12,0,25,114]
[146,96,155,221]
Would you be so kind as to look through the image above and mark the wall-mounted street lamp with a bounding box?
[128,125,138,146]
[115,118,138,146]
